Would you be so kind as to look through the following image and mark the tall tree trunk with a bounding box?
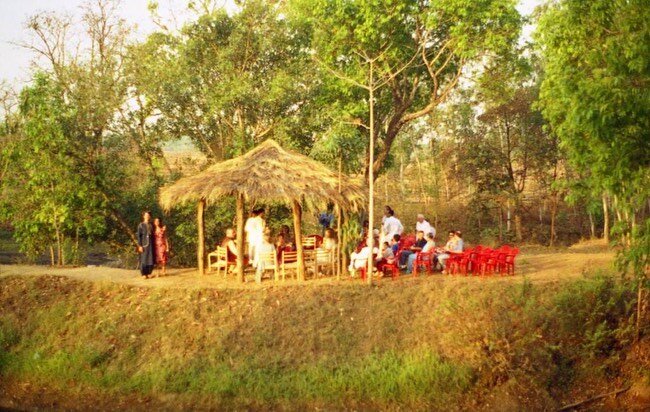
[602,193,610,242]
[550,193,559,247]
[506,199,512,233]
[636,281,645,343]
[514,211,523,242]
[366,61,375,285]
[236,194,245,283]
[292,200,305,281]
[49,245,55,266]
[498,205,503,244]
[414,151,427,204]
[588,212,596,239]
[197,198,206,275]
[399,155,405,198]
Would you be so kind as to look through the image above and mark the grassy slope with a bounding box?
[0,272,647,411]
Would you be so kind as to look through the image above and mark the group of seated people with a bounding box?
[348,206,464,276]
[219,225,338,283]
[218,205,463,281]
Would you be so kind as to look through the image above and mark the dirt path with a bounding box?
[0,241,616,289]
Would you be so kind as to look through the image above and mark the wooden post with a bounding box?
[335,205,342,281]
[236,193,245,283]
[292,199,305,281]
[197,198,206,275]
[337,155,343,281]
[366,59,375,285]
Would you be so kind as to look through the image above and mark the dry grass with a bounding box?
[1,245,647,411]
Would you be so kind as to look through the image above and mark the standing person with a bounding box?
[244,208,266,267]
[153,217,170,277]
[137,211,155,279]
[415,214,436,239]
[382,208,403,245]
[318,204,335,236]
[381,205,394,225]
[254,231,276,284]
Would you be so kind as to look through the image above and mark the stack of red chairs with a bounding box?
[471,245,520,276]
[443,245,520,276]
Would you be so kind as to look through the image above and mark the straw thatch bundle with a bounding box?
[160,139,366,211]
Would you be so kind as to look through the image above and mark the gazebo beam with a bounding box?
[292,199,305,281]
[197,198,206,275]
[236,193,245,283]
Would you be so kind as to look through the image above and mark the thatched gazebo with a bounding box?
[160,139,365,281]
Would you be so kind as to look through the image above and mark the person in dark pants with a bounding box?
[137,211,155,278]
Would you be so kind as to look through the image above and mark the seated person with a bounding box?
[322,228,338,251]
[390,234,401,255]
[275,233,292,261]
[437,230,464,273]
[220,228,238,263]
[349,231,379,274]
[254,232,276,283]
[398,231,426,268]
[406,232,435,274]
[375,241,395,274]
[317,228,338,264]
[279,225,294,248]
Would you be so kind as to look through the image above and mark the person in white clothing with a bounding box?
[415,214,436,239]
[254,232,276,283]
[244,208,266,267]
[382,209,403,243]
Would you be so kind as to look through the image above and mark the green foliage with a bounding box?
[290,0,522,177]
[536,0,650,275]
[135,0,317,160]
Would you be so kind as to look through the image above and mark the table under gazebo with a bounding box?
[160,139,365,282]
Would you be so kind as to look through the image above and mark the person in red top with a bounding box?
[221,228,239,264]
[153,217,170,277]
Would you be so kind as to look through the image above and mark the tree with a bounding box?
[135,0,317,161]
[291,0,521,181]
[3,74,105,263]
[536,0,650,339]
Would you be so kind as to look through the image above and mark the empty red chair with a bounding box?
[501,247,520,275]
[450,249,473,275]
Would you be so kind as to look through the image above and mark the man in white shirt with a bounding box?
[415,214,436,240]
[382,209,403,243]
[244,208,266,266]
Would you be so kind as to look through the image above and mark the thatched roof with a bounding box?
[160,139,366,211]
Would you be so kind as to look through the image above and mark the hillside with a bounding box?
[1,245,649,411]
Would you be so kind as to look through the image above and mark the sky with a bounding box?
[0,0,542,87]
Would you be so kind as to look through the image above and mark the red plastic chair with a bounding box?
[476,248,498,276]
[413,251,435,276]
[445,252,464,275]
[380,249,401,280]
[500,247,520,275]
[449,249,473,275]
